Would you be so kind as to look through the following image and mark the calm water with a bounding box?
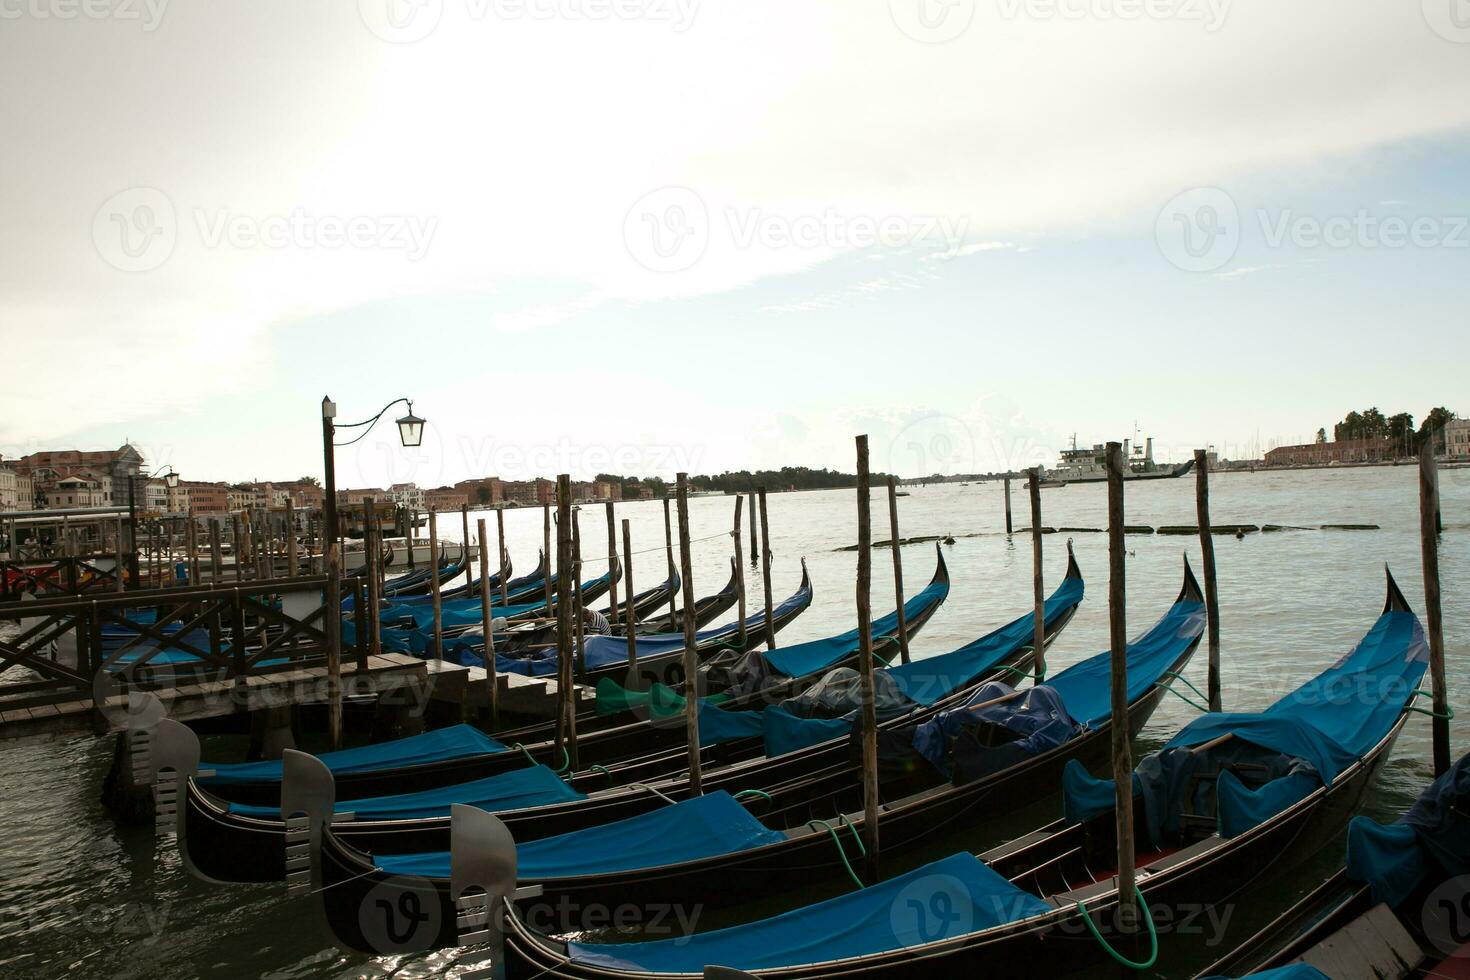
[2,466,1466,978]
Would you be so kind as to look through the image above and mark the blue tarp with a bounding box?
[1064,604,1428,838]
[1346,750,1470,907]
[912,681,1078,778]
[1046,596,1207,728]
[760,575,950,679]
[888,572,1084,705]
[227,763,582,819]
[566,851,1052,973]
[375,791,784,880]
[199,725,506,787]
[762,705,855,757]
[1206,967,1330,980]
[380,569,611,629]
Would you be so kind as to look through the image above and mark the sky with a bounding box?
[2,0,1468,487]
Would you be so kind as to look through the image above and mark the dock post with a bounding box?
[542,504,553,614]
[749,490,758,566]
[209,519,223,586]
[662,497,677,627]
[186,510,199,586]
[365,506,382,660]
[406,509,417,571]
[496,506,509,604]
[571,508,587,685]
[1194,449,1222,711]
[1028,467,1046,683]
[758,487,776,649]
[886,477,910,665]
[1004,475,1013,536]
[428,509,444,660]
[622,519,638,669]
[553,476,574,765]
[1419,442,1450,776]
[231,515,244,582]
[326,541,343,750]
[477,517,498,730]
[461,504,472,588]
[855,437,881,883]
[604,501,619,626]
[1106,441,1137,929]
[286,498,299,578]
[732,497,748,648]
[675,473,703,796]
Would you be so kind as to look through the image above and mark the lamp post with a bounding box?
[126,467,177,588]
[320,396,425,553]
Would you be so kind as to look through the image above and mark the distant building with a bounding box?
[1264,437,1397,467]
[47,474,111,509]
[335,488,381,507]
[1445,419,1470,460]
[387,483,426,511]
[181,481,230,515]
[424,486,468,512]
[229,484,266,511]
[14,443,145,509]
[455,478,503,506]
[0,458,22,512]
[592,479,622,502]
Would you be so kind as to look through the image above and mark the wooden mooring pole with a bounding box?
[365,504,382,660]
[1419,442,1450,776]
[286,498,299,578]
[461,504,473,588]
[622,518,638,669]
[542,503,553,615]
[553,477,575,764]
[1194,449,1222,711]
[855,436,881,883]
[662,497,677,627]
[732,497,748,648]
[758,486,776,649]
[428,509,443,660]
[1004,475,1013,537]
[477,517,499,729]
[496,506,509,605]
[675,473,703,796]
[1028,467,1046,683]
[604,501,619,628]
[208,519,223,587]
[1106,441,1137,928]
[886,477,910,665]
[571,508,587,686]
[748,490,758,566]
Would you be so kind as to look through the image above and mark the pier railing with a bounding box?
[0,556,125,601]
[0,575,371,714]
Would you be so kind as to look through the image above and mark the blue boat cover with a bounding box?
[760,575,949,680]
[1346,750,1470,907]
[1064,606,1427,836]
[887,572,1083,705]
[566,851,1052,973]
[762,705,856,757]
[380,569,611,629]
[1205,967,1329,980]
[376,791,784,880]
[912,681,1078,777]
[226,763,583,819]
[199,725,506,786]
[1047,595,1207,728]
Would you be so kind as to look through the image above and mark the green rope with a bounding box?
[734,789,771,803]
[1409,690,1455,720]
[1076,887,1158,970]
[807,818,865,889]
[995,664,1035,680]
[589,765,611,782]
[514,743,572,774]
[1154,682,1210,713]
[1160,670,1210,704]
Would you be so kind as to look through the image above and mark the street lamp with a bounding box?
[321,397,425,550]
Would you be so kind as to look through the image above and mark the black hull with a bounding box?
[499,712,1404,979]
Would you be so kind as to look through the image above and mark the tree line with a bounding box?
[596,466,896,499]
[1324,406,1456,454]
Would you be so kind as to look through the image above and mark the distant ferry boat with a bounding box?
[1050,435,1195,483]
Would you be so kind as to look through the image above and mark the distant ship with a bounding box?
[1049,434,1195,484]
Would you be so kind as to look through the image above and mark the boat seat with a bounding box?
[1179,762,1273,839]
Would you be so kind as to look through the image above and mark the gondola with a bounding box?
[313,559,1216,955]
[174,550,1044,884]
[474,565,1420,978]
[170,568,816,810]
[381,551,550,608]
[380,542,468,597]
[630,560,741,635]
[485,564,688,657]
[1197,748,1470,980]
